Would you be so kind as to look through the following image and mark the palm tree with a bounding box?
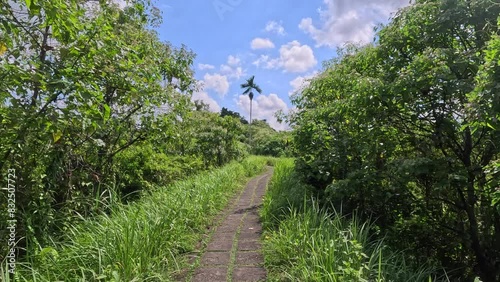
[241,76,262,124]
[240,76,262,146]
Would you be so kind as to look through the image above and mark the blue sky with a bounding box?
[151,0,410,130]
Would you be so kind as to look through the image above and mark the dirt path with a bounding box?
[189,167,273,282]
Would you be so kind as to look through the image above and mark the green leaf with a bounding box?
[52,131,63,143]
[103,104,111,121]
[0,43,6,56]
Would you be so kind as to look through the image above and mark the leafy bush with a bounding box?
[114,144,204,198]
[249,120,293,157]
[0,0,199,259]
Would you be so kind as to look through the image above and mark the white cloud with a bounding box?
[220,64,232,73]
[227,55,240,66]
[252,41,317,73]
[265,21,286,35]
[279,41,317,72]
[203,73,230,96]
[237,93,289,130]
[251,38,275,50]
[192,91,221,112]
[198,63,215,70]
[221,65,245,80]
[219,55,246,80]
[289,71,318,96]
[252,55,279,69]
[299,0,410,48]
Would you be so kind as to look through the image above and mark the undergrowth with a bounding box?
[261,159,450,282]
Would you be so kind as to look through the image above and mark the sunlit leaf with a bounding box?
[52,131,63,143]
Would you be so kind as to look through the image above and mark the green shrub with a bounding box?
[114,144,204,199]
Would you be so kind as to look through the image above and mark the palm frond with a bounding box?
[240,75,261,96]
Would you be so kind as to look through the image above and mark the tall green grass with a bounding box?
[260,158,309,229]
[261,159,449,282]
[5,156,269,281]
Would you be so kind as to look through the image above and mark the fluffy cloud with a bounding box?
[227,55,240,66]
[220,65,245,79]
[279,41,317,72]
[198,63,215,70]
[289,72,318,96]
[191,91,221,112]
[265,21,286,35]
[220,55,246,80]
[203,73,230,96]
[253,41,317,73]
[252,55,279,69]
[237,93,289,131]
[113,0,127,8]
[251,38,275,50]
[299,0,410,48]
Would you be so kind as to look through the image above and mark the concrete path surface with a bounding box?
[189,167,273,282]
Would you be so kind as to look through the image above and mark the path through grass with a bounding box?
[6,156,270,281]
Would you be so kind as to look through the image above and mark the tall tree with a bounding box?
[240,76,262,145]
[240,75,262,124]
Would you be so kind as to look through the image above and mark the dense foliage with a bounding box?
[261,159,446,282]
[220,107,292,157]
[250,120,292,157]
[0,0,248,261]
[289,0,500,281]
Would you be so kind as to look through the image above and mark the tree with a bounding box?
[220,107,248,124]
[240,75,262,145]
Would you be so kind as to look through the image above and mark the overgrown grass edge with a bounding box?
[260,158,450,282]
[4,156,271,281]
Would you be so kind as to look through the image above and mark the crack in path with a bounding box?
[189,167,273,282]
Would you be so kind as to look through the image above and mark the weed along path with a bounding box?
[187,167,273,282]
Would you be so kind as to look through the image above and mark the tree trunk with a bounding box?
[462,128,497,282]
[249,96,253,147]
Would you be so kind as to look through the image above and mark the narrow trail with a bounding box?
[189,167,273,282]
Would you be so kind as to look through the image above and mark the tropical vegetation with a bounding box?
[1,0,499,281]
[261,159,449,282]
[285,0,500,280]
